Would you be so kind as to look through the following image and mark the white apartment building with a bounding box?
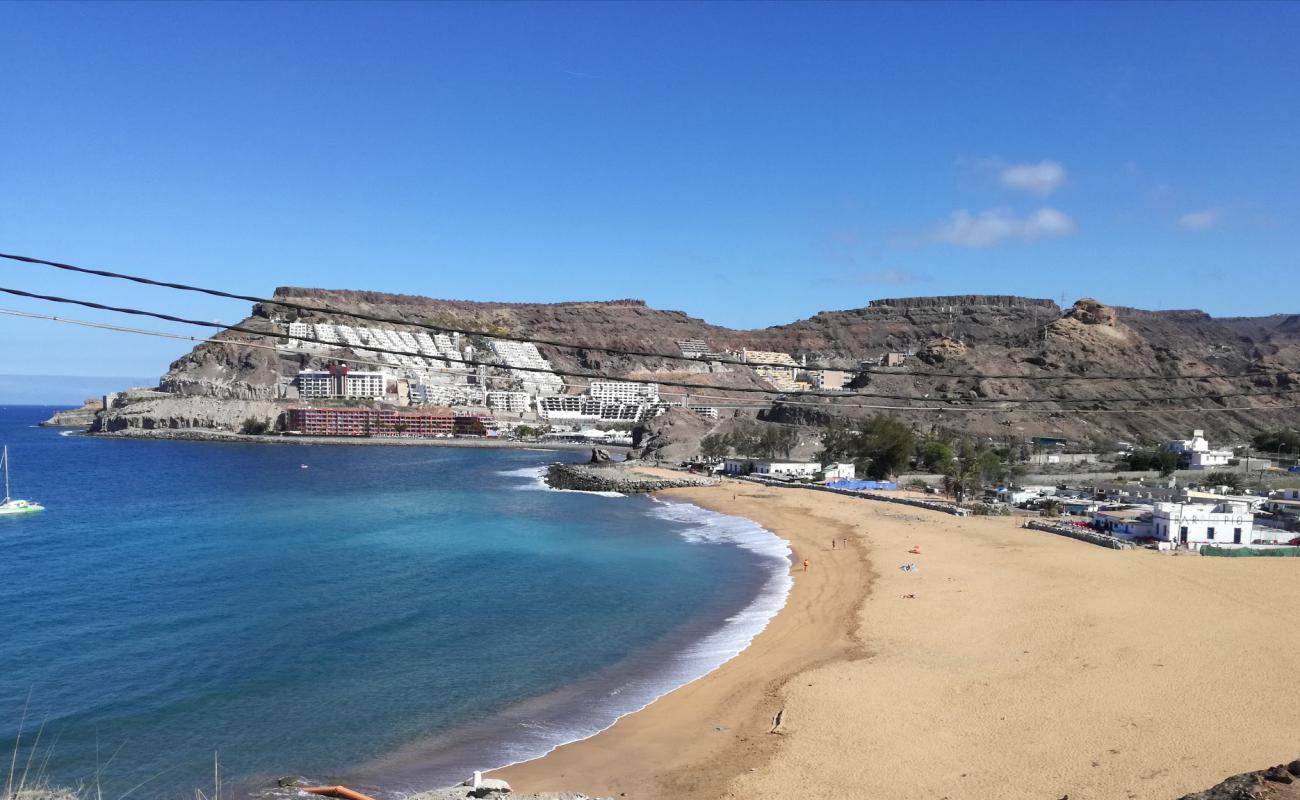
[688,406,719,420]
[754,365,799,391]
[589,381,659,403]
[345,371,387,399]
[1150,501,1253,547]
[537,395,646,422]
[741,350,800,367]
[297,370,334,399]
[288,321,312,343]
[296,369,389,400]
[677,339,709,359]
[486,391,531,414]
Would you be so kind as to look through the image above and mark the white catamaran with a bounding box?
[0,446,44,515]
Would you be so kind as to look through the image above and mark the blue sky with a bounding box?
[1,1,1297,384]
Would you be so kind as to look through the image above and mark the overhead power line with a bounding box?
[2,250,1293,384]
[5,286,1300,412]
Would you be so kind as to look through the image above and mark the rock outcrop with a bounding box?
[40,398,101,428]
[1178,758,1300,799]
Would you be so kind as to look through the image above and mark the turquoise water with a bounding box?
[0,407,790,799]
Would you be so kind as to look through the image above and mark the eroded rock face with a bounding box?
[916,336,968,365]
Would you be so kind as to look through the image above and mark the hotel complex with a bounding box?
[278,319,837,438]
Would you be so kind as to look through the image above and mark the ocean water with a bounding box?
[0,407,791,799]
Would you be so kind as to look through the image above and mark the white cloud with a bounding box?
[1177,208,1222,231]
[998,160,1068,196]
[930,207,1076,248]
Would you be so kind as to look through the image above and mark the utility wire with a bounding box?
[3,250,1293,383]
[5,287,1300,411]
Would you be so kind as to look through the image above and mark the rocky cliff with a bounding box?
[109,290,1299,446]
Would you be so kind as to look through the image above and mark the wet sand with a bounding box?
[495,479,1300,799]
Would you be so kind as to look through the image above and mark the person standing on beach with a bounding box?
[803,559,809,571]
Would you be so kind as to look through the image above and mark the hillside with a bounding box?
[98,290,1300,446]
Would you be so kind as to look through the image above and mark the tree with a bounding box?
[918,439,954,472]
[857,416,916,479]
[1252,430,1300,453]
[1127,449,1179,475]
[700,433,730,459]
[241,417,270,435]
[820,416,916,480]
[942,438,1001,504]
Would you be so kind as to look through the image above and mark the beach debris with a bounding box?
[769,707,785,734]
[908,545,922,554]
[902,593,916,599]
[899,563,918,572]
[302,786,379,800]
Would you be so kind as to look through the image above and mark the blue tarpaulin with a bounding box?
[827,480,898,490]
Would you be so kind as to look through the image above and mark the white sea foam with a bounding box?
[363,495,794,792]
[480,498,794,773]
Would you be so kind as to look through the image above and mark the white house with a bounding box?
[823,462,856,481]
[1092,506,1154,537]
[1150,501,1253,547]
[723,459,822,479]
[1262,489,1300,523]
[1166,429,1233,470]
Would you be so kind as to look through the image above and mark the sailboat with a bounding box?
[0,446,44,515]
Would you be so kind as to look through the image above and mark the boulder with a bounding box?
[916,336,967,365]
[589,448,612,464]
[1287,760,1300,777]
[1065,298,1118,326]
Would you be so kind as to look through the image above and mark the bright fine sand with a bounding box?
[495,479,1300,800]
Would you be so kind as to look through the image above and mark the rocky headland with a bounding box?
[38,398,102,428]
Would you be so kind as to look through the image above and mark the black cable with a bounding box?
[2,250,1292,383]
[4,284,1300,409]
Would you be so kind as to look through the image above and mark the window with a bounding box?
[1207,527,1215,540]
[1234,528,1242,544]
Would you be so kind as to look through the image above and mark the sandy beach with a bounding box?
[495,479,1300,800]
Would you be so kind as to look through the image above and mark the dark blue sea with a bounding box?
[0,406,791,799]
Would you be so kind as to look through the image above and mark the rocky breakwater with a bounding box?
[545,453,717,494]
